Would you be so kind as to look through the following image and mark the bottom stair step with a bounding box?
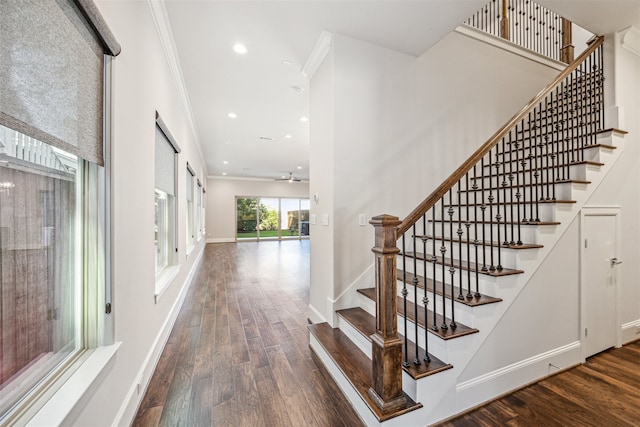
[308,322,422,422]
[336,307,453,380]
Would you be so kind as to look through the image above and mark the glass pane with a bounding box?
[259,198,279,240]
[281,198,300,238]
[155,190,168,272]
[236,198,258,239]
[300,199,310,236]
[0,126,78,413]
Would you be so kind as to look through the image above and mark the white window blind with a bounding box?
[0,0,121,166]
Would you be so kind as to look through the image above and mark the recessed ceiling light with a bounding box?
[300,116,309,122]
[223,160,228,164]
[281,175,286,179]
[297,166,302,170]
[284,134,292,139]
[228,112,237,119]
[233,43,247,54]
[222,172,227,176]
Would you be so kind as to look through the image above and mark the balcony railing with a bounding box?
[465,0,576,63]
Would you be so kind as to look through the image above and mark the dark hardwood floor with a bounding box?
[438,340,640,427]
[132,240,364,427]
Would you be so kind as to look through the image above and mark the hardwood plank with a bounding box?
[133,241,363,427]
[309,322,422,422]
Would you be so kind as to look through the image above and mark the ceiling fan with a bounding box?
[276,172,301,182]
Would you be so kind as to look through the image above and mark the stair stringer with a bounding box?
[398,130,627,425]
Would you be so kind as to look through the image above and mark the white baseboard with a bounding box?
[307,303,327,324]
[207,237,235,243]
[454,341,581,413]
[114,246,204,426]
[621,320,640,343]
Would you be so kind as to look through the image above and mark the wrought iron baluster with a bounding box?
[448,189,456,328]
[501,138,509,245]
[465,173,472,299]
[472,165,480,297]
[457,181,464,300]
[488,148,495,271]
[440,199,447,330]
[401,235,410,368]
[508,131,516,245]
[431,207,438,332]
[412,224,420,366]
[480,158,488,272]
[494,149,503,271]
[421,216,430,363]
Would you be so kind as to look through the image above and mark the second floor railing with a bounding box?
[465,0,575,63]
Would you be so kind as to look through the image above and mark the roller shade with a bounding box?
[0,0,120,166]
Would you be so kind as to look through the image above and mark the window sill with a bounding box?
[27,343,122,426]
[155,265,180,303]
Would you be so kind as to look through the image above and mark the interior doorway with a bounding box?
[580,206,621,359]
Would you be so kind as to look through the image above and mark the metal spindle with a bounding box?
[488,148,495,271]
[501,138,509,245]
[440,199,447,330]
[448,189,456,328]
[465,173,472,299]
[401,235,410,368]
[412,224,420,365]
[480,157,488,272]
[457,181,464,300]
[472,165,480,297]
[508,131,516,245]
[421,217,430,363]
[431,207,438,332]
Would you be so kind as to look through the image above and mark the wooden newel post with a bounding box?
[368,214,406,413]
[500,0,509,40]
[560,18,574,63]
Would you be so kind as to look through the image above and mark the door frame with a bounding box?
[580,205,622,362]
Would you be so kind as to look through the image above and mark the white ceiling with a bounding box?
[163,0,640,181]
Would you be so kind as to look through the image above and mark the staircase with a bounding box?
[309,35,628,426]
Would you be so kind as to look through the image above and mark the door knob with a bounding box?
[610,257,622,266]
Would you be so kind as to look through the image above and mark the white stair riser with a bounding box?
[395,282,476,326]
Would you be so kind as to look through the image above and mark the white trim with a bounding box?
[579,206,622,361]
[619,26,640,58]
[457,341,581,392]
[27,343,122,426]
[301,31,333,79]
[154,265,181,303]
[146,0,206,169]
[455,24,565,71]
[114,246,204,427]
[622,320,640,344]
[307,303,327,324]
[207,237,235,244]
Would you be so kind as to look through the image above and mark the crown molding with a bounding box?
[147,0,207,172]
[619,26,640,58]
[301,31,333,79]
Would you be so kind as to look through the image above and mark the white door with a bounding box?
[582,209,620,358]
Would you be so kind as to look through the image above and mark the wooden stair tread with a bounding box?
[458,179,591,193]
[336,307,453,380]
[429,218,561,226]
[478,159,605,175]
[394,270,502,306]
[443,199,576,207]
[308,322,422,421]
[357,288,479,340]
[413,234,543,250]
[404,252,524,276]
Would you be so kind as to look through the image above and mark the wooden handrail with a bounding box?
[396,35,604,236]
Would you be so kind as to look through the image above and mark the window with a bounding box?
[0,0,120,421]
[154,114,180,285]
[236,197,310,240]
[196,179,203,240]
[186,164,195,251]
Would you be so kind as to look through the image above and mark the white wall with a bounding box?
[206,177,309,242]
[69,2,208,425]
[309,30,562,324]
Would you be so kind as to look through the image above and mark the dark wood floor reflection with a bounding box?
[132,241,364,427]
[438,340,640,427]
